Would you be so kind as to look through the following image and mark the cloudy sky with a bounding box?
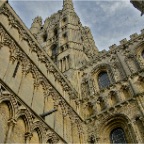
[9,0,144,51]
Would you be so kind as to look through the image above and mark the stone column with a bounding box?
[136,96,144,116]
[139,95,144,109]
[25,132,33,144]
[4,118,16,143]
[129,79,139,95]
[132,120,143,143]
[116,52,130,77]
[102,93,109,109]
[139,117,144,127]
[62,59,64,72]
[65,56,69,70]
[127,122,138,143]
[58,60,61,70]
[63,115,67,140]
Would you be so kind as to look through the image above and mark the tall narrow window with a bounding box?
[110,128,127,144]
[54,28,58,37]
[141,50,144,58]
[98,71,110,89]
[52,46,57,56]
[13,61,20,78]
[51,45,57,63]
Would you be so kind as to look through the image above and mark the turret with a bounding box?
[63,0,74,12]
[30,16,42,36]
[82,27,99,58]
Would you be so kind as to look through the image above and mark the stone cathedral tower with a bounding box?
[0,0,144,143]
[30,0,98,91]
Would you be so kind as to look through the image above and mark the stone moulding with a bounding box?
[0,23,84,124]
[0,3,78,100]
[0,78,66,143]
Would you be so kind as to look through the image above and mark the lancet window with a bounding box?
[98,71,110,89]
[110,128,127,144]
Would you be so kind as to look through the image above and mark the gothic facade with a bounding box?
[0,0,144,143]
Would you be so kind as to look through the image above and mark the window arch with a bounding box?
[50,44,57,63]
[52,46,57,56]
[51,44,58,56]
[98,71,110,89]
[110,128,127,144]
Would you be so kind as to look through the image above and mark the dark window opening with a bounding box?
[13,61,20,78]
[52,46,57,56]
[43,33,47,42]
[89,136,95,144]
[98,71,110,89]
[141,50,144,58]
[51,45,57,63]
[61,47,64,52]
[110,128,127,144]
[47,139,53,144]
[63,33,67,38]
[63,17,67,22]
[54,29,58,37]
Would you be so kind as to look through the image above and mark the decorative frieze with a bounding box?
[0,5,78,107]
[0,81,66,143]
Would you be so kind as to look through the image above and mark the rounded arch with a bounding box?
[0,100,12,142]
[30,121,44,143]
[98,114,137,143]
[92,63,112,73]
[0,95,18,118]
[92,63,115,82]
[92,63,115,90]
[15,108,32,133]
[45,131,59,143]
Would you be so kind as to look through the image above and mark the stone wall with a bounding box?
[80,30,144,143]
[0,2,85,143]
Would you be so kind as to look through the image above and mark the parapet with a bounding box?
[120,38,127,45]
[109,44,117,50]
[130,33,138,39]
[108,29,144,51]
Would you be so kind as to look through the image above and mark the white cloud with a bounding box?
[9,0,144,51]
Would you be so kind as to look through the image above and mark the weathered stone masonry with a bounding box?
[0,0,144,143]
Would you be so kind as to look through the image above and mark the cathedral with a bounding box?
[0,0,144,143]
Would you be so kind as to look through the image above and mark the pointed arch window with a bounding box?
[110,128,127,144]
[52,46,57,56]
[98,71,110,89]
[51,44,57,63]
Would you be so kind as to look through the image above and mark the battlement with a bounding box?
[109,29,144,50]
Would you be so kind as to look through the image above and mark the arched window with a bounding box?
[110,128,127,144]
[51,45,57,63]
[141,50,144,58]
[51,45,57,56]
[98,71,110,89]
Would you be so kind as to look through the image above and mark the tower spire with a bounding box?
[63,0,74,11]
